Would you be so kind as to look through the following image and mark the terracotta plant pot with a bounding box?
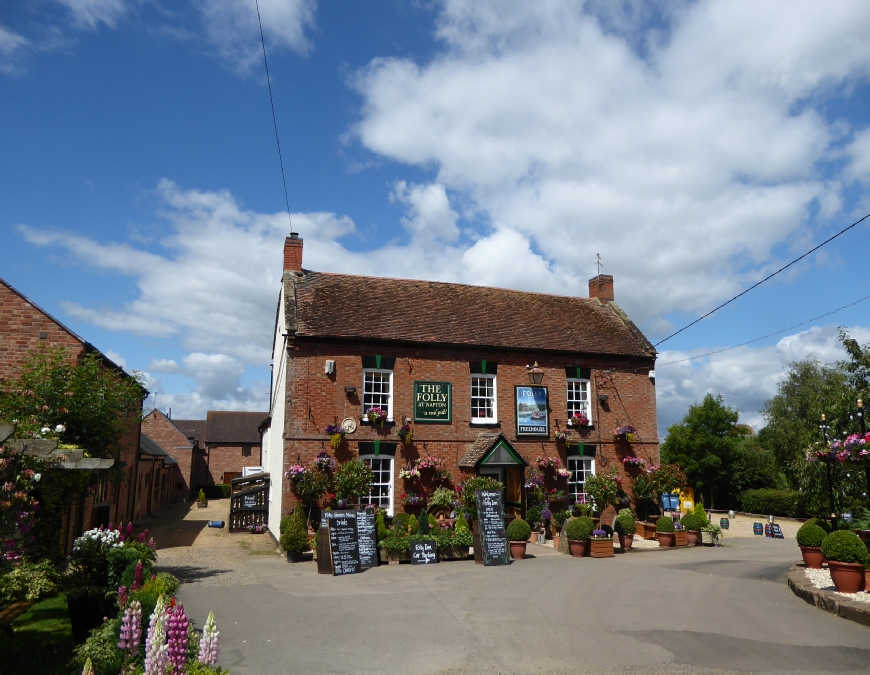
[510,541,528,560]
[590,538,614,558]
[865,568,870,591]
[657,532,675,547]
[568,539,588,557]
[799,546,824,569]
[686,530,700,546]
[619,533,633,551]
[674,530,688,547]
[552,534,560,550]
[828,561,865,594]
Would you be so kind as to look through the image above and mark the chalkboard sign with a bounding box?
[410,541,439,564]
[327,512,361,576]
[242,493,258,510]
[476,489,510,566]
[355,509,378,569]
[770,523,784,539]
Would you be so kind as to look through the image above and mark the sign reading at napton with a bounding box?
[413,381,452,423]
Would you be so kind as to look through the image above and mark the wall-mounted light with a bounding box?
[598,394,609,403]
[527,361,544,385]
[344,386,356,395]
[648,370,656,385]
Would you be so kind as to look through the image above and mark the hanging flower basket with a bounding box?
[399,466,421,482]
[395,423,413,445]
[313,450,336,472]
[402,491,426,507]
[569,413,589,427]
[284,465,307,483]
[535,455,564,472]
[613,425,636,442]
[622,456,646,470]
[366,407,388,428]
[415,455,450,481]
[554,428,571,443]
[325,425,346,450]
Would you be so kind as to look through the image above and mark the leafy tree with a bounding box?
[838,328,870,395]
[730,437,782,493]
[661,394,738,509]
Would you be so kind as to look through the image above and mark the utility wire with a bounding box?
[653,213,870,347]
[656,292,870,367]
[255,0,293,231]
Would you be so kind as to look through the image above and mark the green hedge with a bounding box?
[739,489,803,517]
[202,483,231,499]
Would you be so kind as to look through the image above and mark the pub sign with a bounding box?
[515,385,548,436]
[413,381,452,423]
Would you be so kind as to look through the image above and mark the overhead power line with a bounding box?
[653,213,870,348]
[656,292,870,367]
[255,0,293,232]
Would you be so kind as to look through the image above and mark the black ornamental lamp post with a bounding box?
[819,414,838,532]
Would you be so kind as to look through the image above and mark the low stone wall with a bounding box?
[787,564,870,628]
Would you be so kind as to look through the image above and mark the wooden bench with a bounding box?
[0,600,34,638]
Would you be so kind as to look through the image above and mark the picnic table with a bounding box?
[0,600,34,638]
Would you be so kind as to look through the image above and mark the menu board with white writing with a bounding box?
[476,489,510,566]
[327,512,361,576]
[355,509,378,569]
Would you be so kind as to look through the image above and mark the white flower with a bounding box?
[40,427,51,435]
[33,473,41,482]
[55,424,65,433]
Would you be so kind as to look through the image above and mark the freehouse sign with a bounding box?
[413,381,452,423]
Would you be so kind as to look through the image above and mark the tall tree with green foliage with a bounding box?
[661,394,739,509]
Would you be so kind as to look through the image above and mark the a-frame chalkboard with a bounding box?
[476,489,510,566]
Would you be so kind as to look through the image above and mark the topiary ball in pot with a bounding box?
[796,522,827,568]
[680,513,701,531]
[506,518,532,542]
[565,516,594,541]
[821,530,868,593]
[655,516,675,533]
[614,512,636,536]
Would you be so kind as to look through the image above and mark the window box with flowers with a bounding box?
[365,406,389,428]
[589,529,615,558]
[568,413,590,428]
[613,425,636,442]
[546,488,567,504]
[325,425,346,450]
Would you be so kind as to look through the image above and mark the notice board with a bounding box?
[327,512,361,576]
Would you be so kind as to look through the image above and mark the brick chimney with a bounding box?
[284,233,303,272]
[588,274,614,302]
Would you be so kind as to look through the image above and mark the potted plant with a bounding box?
[673,520,688,546]
[583,469,621,519]
[589,529,615,558]
[614,509,636,551]
[506,518,531,560]
[565,516,594,557]
[325,424,346,450]
[680,512,703,546]
[365,406,388,428]
[196,488,207,508]
[656,516,675,547]
[280,506,310,563]
[700,522,720,545]
[820,530,868,593]
[313,450,336,472]
[613,425,636,442]
[795,522,827,568]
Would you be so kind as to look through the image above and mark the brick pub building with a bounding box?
[261,236,659,535]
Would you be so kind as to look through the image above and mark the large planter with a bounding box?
[196,500,208,509]
[286,550,305,563]
[590,538,615,558]
[864,568,870,591]
[509,541,528,560]
[635,522,646,537]
[686,530,700,546]
[384,549,412,564]
[828,561,865,594]
[568,539,589,558]
[67,590,118,644]
[642,523,657,540]
[618,533,634,551]
[674,530,688,547]
[438,545,471,560]
[701,530,714,546]
[799,546,824,569]
[657,532,675,548]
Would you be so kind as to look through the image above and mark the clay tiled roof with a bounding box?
[290,272,654,357]
[172,420,207,443]
[140,433,178,465]
[204,411,268,444]
[458,432,503,468]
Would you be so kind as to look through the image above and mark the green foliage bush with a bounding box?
[805,517,833,533]
[280,514,294,535]
[526,505,543,526]
[279,511,310,554]
[506,518,531,541]
[376,512,387,543]
[0,560,60,606]
[408,515,419,535]
[454,514,469,531]
[392,512,410,534]
[459,476,503,521]
[820,530,868,564]
[796,523,827,548]
[417,510,430,535]
[656,516,675,533]
[680,513,703,531]
[197,488,207,502]
[428,487,456,510]
[294,469,328,503]
[739,489,803,517]
[552,510,571,530]
[565,516,594,541]
[693,501,709,527]
[614,510,636,536]
[333,459,374,500]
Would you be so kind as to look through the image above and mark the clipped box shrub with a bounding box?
[506,518,531,542]
[796,522,826,548]
[820,530,869,564]
[739,489,803,517]
[805,517,833,533]
[614,510,635,536]
[656,516,675,533]
[565,516,594,541]
[680,513,703,531]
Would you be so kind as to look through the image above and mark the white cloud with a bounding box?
[655,325,870,434]
[193,0,317,73]
[391,181,460,243]
[0,24,29,73]
[103,350,127,368]
[351,0,870,328]
[56,0,129,29]
[844,127,870,184]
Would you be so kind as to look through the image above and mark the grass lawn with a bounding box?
[0,595,76,675]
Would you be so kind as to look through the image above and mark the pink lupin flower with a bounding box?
[118,585,128,608]
[132,561,144,592]
[166,602,189,673]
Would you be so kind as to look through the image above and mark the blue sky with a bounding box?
[2,0,869,432]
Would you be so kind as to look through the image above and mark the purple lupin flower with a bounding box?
[117,599,142,656]
[197,611,219,666]
[117,585,128,608]
[166,602,189,673]
[127,521,134,537]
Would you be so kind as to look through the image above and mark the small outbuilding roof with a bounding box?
[139,433,178,465]
[205,411,268,444]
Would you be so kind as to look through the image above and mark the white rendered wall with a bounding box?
[264,286,287,539]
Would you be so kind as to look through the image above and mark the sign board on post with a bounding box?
[770,523,784,539]
[476,489,510,566]
[515,386,549,436]
[354,509,379,569]
[327,511,362,576]
[410,541,439,564]
[413,381,452,423]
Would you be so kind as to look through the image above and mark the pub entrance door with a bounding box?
[477,440,526,521]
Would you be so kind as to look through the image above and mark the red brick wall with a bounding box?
[280,339,659,521]
[201,444,263,486]
[142,410,195,502]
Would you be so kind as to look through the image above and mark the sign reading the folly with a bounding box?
[413,381,452,423]
[515,386,548,435]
